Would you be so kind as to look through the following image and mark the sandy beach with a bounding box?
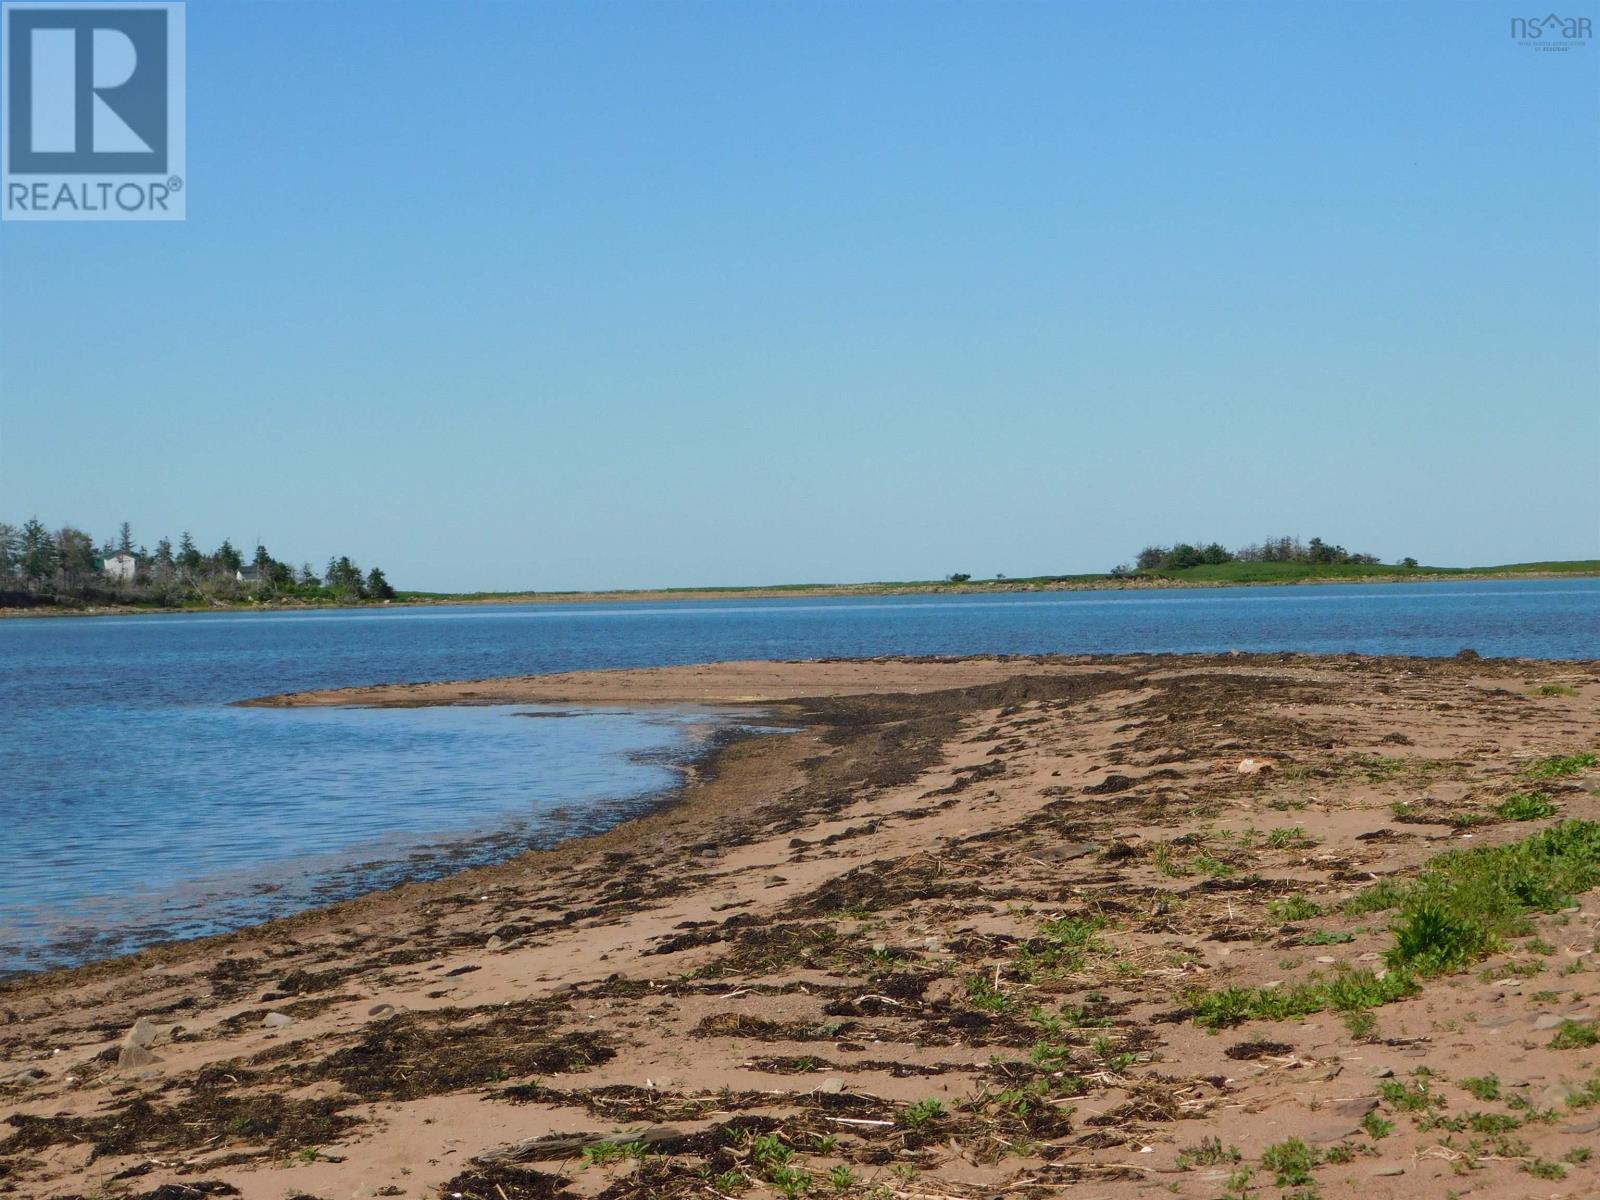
[3,653,1599,1200]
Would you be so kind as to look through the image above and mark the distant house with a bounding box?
[103,551,137,583]
[235,565,260,584]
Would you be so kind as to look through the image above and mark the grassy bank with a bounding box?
[4,559,1594,617]
[396,558,1599,605]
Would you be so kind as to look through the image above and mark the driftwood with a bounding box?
[479,1124,688,1163]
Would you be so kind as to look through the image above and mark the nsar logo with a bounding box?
[2,1,185,221]
[1510,12,1592,49]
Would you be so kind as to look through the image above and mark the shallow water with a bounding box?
[1,578,1596,972]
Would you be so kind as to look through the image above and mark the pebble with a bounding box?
[1533,1014,1566,1030]
[262,1011,295,1029]
[123,1017,163,1049]
[1370,1066,1395,1078]
[117,1044,158,1069]
[1,1066,45,1083]
[818,1076,846,1094]
[1563,1116,1600,1135]
[368,1003,396,1019]
[1540,1083,1582,1108]
[1372,1164,1405,1177]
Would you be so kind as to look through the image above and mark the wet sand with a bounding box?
[3,653,1599,1200]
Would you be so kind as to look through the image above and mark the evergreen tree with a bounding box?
[177,531,202,576]
[117,522,134,554]
[325,556,364,595]
[55,527,97,589]
[0,522,18,581]
[252,543,273,588]
[20,518,56,587]
[365,567,395,600]
[215,538,243,574]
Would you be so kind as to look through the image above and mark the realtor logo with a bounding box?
[2,1,185,220]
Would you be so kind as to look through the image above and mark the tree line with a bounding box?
[0,517,396,607]
[1115,535,1416,575]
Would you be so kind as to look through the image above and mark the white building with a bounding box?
[103,551,137,583]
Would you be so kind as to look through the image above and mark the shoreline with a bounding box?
[0,706,773,981]
[3,653,1598,1200]
[2,566,1596,619]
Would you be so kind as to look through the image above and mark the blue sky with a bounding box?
[1,0,1596,591]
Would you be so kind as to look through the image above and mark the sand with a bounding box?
[2,653,1599,1200]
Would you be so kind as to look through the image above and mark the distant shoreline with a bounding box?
[1,561,1596,619]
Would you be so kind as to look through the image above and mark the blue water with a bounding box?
[1,578,1596,973]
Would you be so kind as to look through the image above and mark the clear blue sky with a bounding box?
[1,0,1596,591]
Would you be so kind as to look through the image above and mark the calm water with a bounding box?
[2,578,1596,973]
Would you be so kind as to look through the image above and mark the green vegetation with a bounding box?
[1177,1137,1241,1169]
[1017,915,1108,979]
[1378,1078,1440,1113]
[1110,539,1598,585]
[1260,1136,1320,1188]
[1193,967,1418,1030]
[1531,684,1580,697]
[1496,791,1558,821]
[0,515,396,609]
[1360,1111,1395,1140]
[581,1139,648,1166]
[1268,895,1323,922]
[966,974,1014,1013]
[1549,1020,1599,1050]
[1342,1008,1377,1039]
[1460,1075,1500,1102]
[1522,752,1597,779]
[899,1098,944,1128]
[1387,820,1600,975]
[1194,818,1600,1030]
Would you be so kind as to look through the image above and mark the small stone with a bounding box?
[368,1003,396,1019]
[484,935,505,951]
[123,1017,162,1049]
[1533,1014,1565,1030]
[1563,1116,1600,1135]
[117,1044,159,1069]
[1372,1164,1405,1177]
[1371,1066,1395,1078]
[1,1066,46,1083]
[818,1076,847,1094]
[262,1011,295,1029]
[1540,1083,1582,1109]
[1315,956,1337,964]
